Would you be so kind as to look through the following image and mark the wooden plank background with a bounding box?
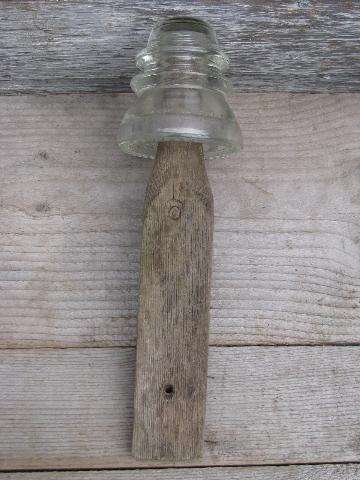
[1,0,360,94]
[1,0,360,476]
[0,93,359,348]
[1,90,360,475]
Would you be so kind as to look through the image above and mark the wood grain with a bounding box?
[0,93,360,347]
[2,464,360,479]
[133,142,213,459]
[1,1,359,94]
[1,346,360,469]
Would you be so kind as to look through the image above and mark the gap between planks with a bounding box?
[1,461,360,477]
[3,343,360,351]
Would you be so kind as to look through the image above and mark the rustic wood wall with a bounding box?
[0,93,359,478]
[1,0,360,477]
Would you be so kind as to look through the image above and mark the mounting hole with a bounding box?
[164,384,174,397]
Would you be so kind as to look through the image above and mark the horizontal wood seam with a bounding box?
[2,460,360,474]
[2,343,360,351]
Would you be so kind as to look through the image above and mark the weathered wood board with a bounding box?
[1,0,360,94]
[0,93,359,347]
[2,464,360,479]
[1,346,360,469]
[133,142,213,459]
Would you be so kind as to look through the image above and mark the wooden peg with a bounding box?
[132,141,214,460]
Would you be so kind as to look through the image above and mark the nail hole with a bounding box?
[168,205,181,220]
[164,384,174,397]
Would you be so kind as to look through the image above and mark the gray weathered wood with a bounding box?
[133,142,213,459]
[0,93,360,347]
[2,464,360,479]
[1,1,360,94]
[1,346,360,469]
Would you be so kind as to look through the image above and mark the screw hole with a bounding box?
[164,384,174,397]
